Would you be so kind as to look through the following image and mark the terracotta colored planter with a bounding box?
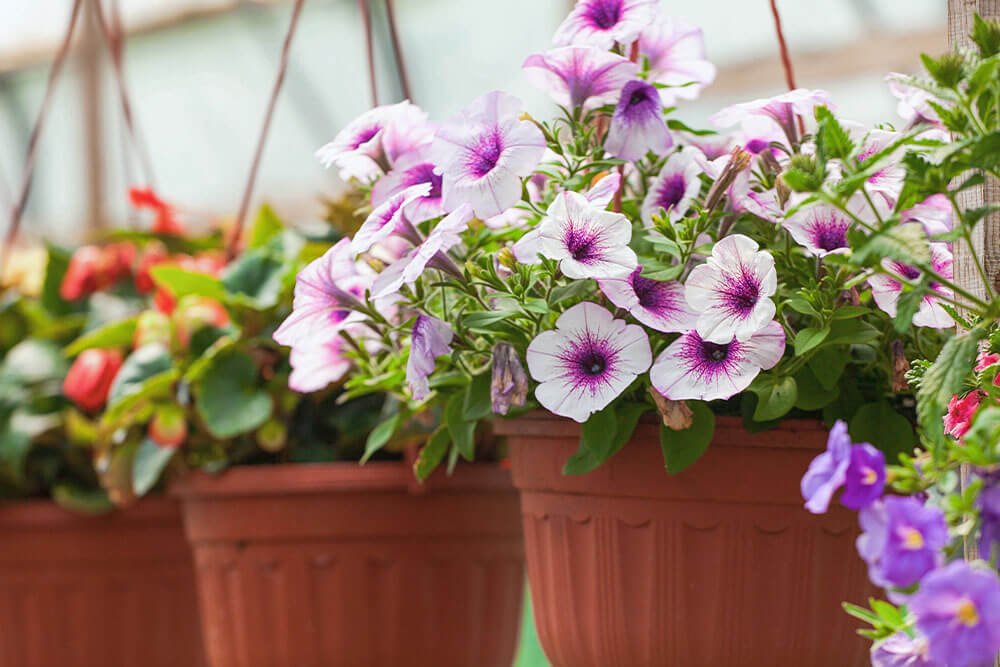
[497,413,873,667]
[0,497,204,667]
[172,462,525,667]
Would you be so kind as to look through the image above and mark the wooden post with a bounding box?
[79,0,105,233]
[948,0,1000,302]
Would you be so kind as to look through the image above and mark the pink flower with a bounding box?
[526,302,651,422]
[430,91,546,218]
[886,73,943,126]
[685,234,777,343]
[597,268,697,332]
[553,0,657,49]
[976,346,1000,387]
[523,46,637,111]
[370,147,444,224]
[288,332,354,393]
[855,128,905,203]
[351,183,431,255]
[783,203,852,257]
[641,146,704,226]
[944,391,983,439]
[316,101,427,181]
[605,80,673,161]
[650,320,785,401]
[537,191,638,279]
[903,194,953,238]
[584,171,622,208]
[869,242,954,329]
[639,16,716,105]
[407,315,454,400]
[710,89,832,145]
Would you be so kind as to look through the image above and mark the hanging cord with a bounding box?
[383,0,411,101]
[358,0,379,106]
[93,0,157,190]
[226,0,307,260]
[359,0,413,107]
[0,0,85,276]
[767,0,805,136]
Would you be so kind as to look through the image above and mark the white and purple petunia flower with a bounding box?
[288,331,355,393]
[351,183,431,255]
[869,242,955,329]
[783,203,853,257]
[639,16,716,105]
[553,0,657,49]
[584,171,622,209]
[710,89,832,145]
[316,101,428,181]
[910,561,1000,667]
[371,204,474,299]
[407,314,454,400]
[886,73,944,127]
[605,80,673,161]
[430,91,546,219]
[685,234,777,343]
[273,239,371,347]
[649,320,785,401]
[537,191,638,279]
[855,128,905,203]
[598,268,697,332]
[523,46,637,111]
[370,147,444,223]
[903,194,953,239]
[641,146,705,226]
[526,302,651,423]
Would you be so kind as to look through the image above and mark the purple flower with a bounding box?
[288,331,354,392]
[710,89,832,145]
[523,46,637,111]
[273,239,371,347]
[856,128,905,203]
[639,17,716,105]
[598,268,697,333]
[370,147,444,223]
[910,562,1000,667]
[801,420,853,514]
[605,80,673,161]
[857,496,947,589]
[649,320,785,401]
[784,204,852,257]
[584,172,621,208]
[526,302,651,423]
[842,444,886,510]
[537,191,638,280]
[685,234,777,344]
[430,91,545,218]
[641,146,704,226]
[871,632,937,667]
[869,242,954,329]
[407,315,454,400]
[903,194,953,239]
[978,476,1000,560]
[491,342,529,416]
[351,183,431,255]
[316,101,428,181]
[886,74,943,126]
[553,0,657,49]
[371,204,473,298]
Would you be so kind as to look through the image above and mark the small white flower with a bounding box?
[537,191,638,279]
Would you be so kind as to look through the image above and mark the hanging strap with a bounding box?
[358,0,414,106]
[0,0,85,275]
[227,0,307,260]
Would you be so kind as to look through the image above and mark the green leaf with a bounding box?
[0,340,67,384]
[248,203,285,249]
[793,365,839,411]
[562,403,648,475]
[220,246,286,310]
[361,411,403,463]
[101,369,177,430]
[0,425,31,479]
[969,131,1000,171]
[749,375,798,422]
[917,330,983,448]
[64,317,137,356]
[132,438,177,496]
[51,483,113,515]
[150,266,226,301]
[463,372,493,421]
[785,297,820,318]
[825,319,880,346]
[108,344,173,405]
[40,244,73,315]
[815,106,854,161]
[660,401,714,474]
[414,426,450,480]
[461,310,519,332]
[849,402,915,461]
[194,349,272,439]
[446,393,476,461]
[893,284,927,332]
[809,347,849,389]
[831,306,869,320]
[794,326,830,356]
[853,223,931,266]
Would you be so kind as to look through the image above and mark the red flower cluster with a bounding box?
[129,187,184,236]
[62,348,123,412]
[59,243,135,301]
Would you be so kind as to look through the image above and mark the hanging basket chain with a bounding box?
[0,0,85,276]
[358,0,379,106]
[384,0,412,101]
[767,0,805,136]
[226,0,307,260]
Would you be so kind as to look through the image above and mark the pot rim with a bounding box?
[169,460,514,500]
[0,494,179,528]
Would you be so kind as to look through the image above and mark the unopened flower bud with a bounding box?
[705,147,751,213]
[891,340,910,393]
[257,418,288,453]
[496,247,517,272]
[172,295,230,347]
[134,310,173,349]
[491,342,528,416]
[149,404,186,449]
[650,388,693,430]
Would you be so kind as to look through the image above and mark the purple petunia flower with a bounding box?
[273,239,372,347]
[288,330,355,393]
[886,74,943,126]
[371,204,474,299]
[903,194,953,239]
[639,16,716,105]
[641,146,705,226]
[370,147,444,223]
[584,171,622,209]
[869,242,954,329]
[842,443,886,511]
[430,91,546,219]
[523,46,637,111]
[685,234,777,344]
[978,475,1000,561]
[526,302,651,423]
[598,268,697,333]
[784,203,853,257]
[801,420,853,514]
[855,128,905,204]
[857,496,947,589]
[537,190,638,280]
[407,315,454,400]
[316,101,428,181]
[710,89,832,145]
[649,320,785,401]
[870,632,937,667]
[351,183,431,255]
[910,561,1000,667]
[553,0,657,49]
[605,80,673,161]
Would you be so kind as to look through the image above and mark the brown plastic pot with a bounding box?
[496,413,873,667]
[172,462,525,667]
[0,497,204,667]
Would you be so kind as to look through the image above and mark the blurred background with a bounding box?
[0,0,947,243]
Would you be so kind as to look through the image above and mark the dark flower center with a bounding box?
[701,341,730,363]
[656,174,688,211]
[895,263,921,281]
[628,87,651,107]
[404,162,443,199]
[579,350,607,376]
[631,272,674,311]
[813,222,847,252]
[722,269,761,316]
[744,138,769,154]
[467,127,505,178]
[564,226,599,262]
[586,0,622,29]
